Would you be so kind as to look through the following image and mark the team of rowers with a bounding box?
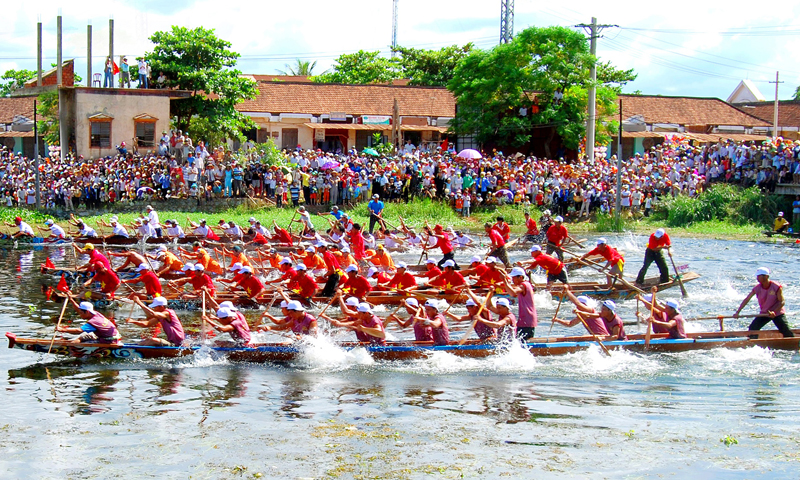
[36,204,792,347]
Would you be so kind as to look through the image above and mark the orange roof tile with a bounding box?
[619,94,769,128]
[0,97,35,125]
[734,100,800,128]
[237,81,455,118]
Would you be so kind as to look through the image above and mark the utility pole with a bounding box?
[34,99,40,209]
[615,98,622,229]
[500,0,514,44]
[769,71,783,138]
[391,0,398,57]
[577,18,617,162]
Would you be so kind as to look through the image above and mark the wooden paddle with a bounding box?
[47,297,70,354]
[645,287,656,349]
[574,310,611,356]
[201,290,207,344]
[667,248,688,297]
[561,247,646,296]
[548,294,564,334]
[458,291,493,345]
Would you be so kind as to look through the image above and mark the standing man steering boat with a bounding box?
[733,267,795,338]
[636,228,671,286]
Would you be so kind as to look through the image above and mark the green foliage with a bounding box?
[0,69,35,97]
[277,59,323,76]
[370,133,395,156]
[0,207,48,224]
[145,26,258,141]
[392,44,473,86]
[593,212,629,232]
[36,90,60,146]
[794,85,800,101]
[232,139,289,168]
[314,51,401,84]
[720,435,738,447]
[661,184,779,228]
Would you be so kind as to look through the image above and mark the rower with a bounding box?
[635,228,671,286]
[288,264,319,305]
[551,286,610,336]
[646,298,687,339]
[172,263,216,299]
[293,246,325,274]
[339,265,371,301]
[596,300,626,340]
[204,297,252,345]
[493,216,511,242]
[68,219,98,239]
[179,242,224,275]
[386,262,417,291]
[271,220,294,246]
[218,262,245,288]
[292,206,315,234]
[57,296,121,344]
[453,230,474,249]
[366,244,395,273]
[466,289,517,341]
[137,218,157,238]
[128,296,185,346]
[545,215,569,262]
[521,246,568,286]
[317,242,343,297]
[580,238,625,288]
[425,259,466,293]
[246,217,259,235]
[421,299,450,346]
[444,294,497,342]
[164,220,185,239]
[484,222,510,268]
[236,266,265,300]
[257,299,293,332]
[218,245,255,272]
[388,297,432,342]
[323,297,386,345]
[107,248,148,272]
[523,212,539,242]
[347,223,368,265]
[80,264,120,300]
[121,263,162,300]
[424,223,457,270]
[246,224,270,246]
[501,267,537,341]
[151,246,185,277]
[261,300,318,337]
[459,256,487,279]
[188,218,221,241]
[74,243,112,272]
[472,257,505,293]
[733,267,795,338]
[366,266,392,291]
[106,217,130,242]
[222,220,244,240]
[37,219,66,241]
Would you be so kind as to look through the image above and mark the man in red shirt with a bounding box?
[520,245,568,285]
[474,257,506,293]
[348,223,367,261]
[173,264,216,299]
[635,228,671,285]
[493,216,510,242]
[236,266,265,299]
[82,264,120,300]
[417,259,442,281]
[524,211,540,241]
[484,222,510,268]
[460,255,489,279]
[581,238,625,288]
[366,266,392,291]
[424,223,458,269]
[339,265,372,300]
[545,215,569,261]
[425,259,466,292]
[122,263,163,299]
[271,220,293,246]
[386,261,417,291]
[290,264,318,304]
[317,242,342,297]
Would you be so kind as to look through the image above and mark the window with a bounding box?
[90,121,111,148]
[135,121,156,147]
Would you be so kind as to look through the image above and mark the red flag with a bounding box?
[45,286,53,302]
[207,230,220,241]
[56,274,69,293]
[112,61,120,75]
[45,257,55,269]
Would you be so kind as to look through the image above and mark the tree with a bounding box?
[392,44,473,86]
[794,85,800,101]
[36,89,59,146]
[0,69,35,97]
[447,26,635,155]
[313,50,401,84]
[144,26,258,143]
[277,59,323,76]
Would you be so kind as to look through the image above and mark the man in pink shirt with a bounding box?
[733,267,794,338]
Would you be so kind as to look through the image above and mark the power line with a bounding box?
[621,25,800,36]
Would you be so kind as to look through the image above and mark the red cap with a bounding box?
[14,216,21,223]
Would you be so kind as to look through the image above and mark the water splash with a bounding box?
[293,334,374,370]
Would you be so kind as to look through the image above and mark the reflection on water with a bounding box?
[1,240,800,478]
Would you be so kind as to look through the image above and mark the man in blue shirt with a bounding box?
[367,194,385,234]
[232,164,244,197]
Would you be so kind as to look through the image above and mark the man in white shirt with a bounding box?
[109,217,130,238]
[145,205,162,237]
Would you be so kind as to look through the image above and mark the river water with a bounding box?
[2,235,799,479]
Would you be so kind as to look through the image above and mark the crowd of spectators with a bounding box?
[1,133,798,219]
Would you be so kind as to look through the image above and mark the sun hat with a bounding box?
[357,303,372,313]
[665,300,680,312]
[654,228,665,238]
[367,267,378,277]
[602,300,616,311]
[530,245,542,252]
[596,238,607,245]
[396,261,408,269]
[405,298,419,308]
[150,297,168,308]
[230,262,243,272]
[345,265,358,273]
[466,298,478,307]
[510,267,526,277]
[470,255,482,263]
[240,266,253,274]
[194,264,205,271]
[442,259,455,268]
[295,264,307,271]
[217,308,232,319]
[756,267,770,277]
[286,300,305,311]
[279,258,292,265]
[495,298,511,308]
[220,301,237,311]
[424,299,441,310]
[78,301,94,312]
[345,297,360,307]
[576,295,590,305]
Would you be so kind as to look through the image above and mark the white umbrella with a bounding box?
[457,149,482,159]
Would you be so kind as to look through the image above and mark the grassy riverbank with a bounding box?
[0,186,775,241]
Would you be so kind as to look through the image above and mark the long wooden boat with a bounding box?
[547,272,700,301]
[0,235,73,247]
[762,230,800,239]
[8,329,799,362]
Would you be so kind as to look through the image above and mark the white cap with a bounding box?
[494,298,511,308]
[150,296,168,308]
[157,245,167,252]
[442,259,455,268]
[357,303,372,313]
[596,238,607,245]
[345,265,359,273]
[470,255,482,264]
[576,295,590,305]
[654,228,665,238]
[295,264,307,271]
[249,217,257,223]
[136,263,149,271]
[465,298,478,307]
[756,267,770,277]
[367,267,378,277]
[510,267,526,277]
[642,294,653,302]
[314,241,327,248]
[602,300,616,311]
[554,216,564,222]
[345,297,360,307]
[530,245,542,253]
[182,263,194,271]
[424,299,441,310]
[217,308,232,319]
[665,300,680,312]
[240,266,253,274]
[286,300,305,311]
[485,256,497,264]
[194,264,205,271]
[426,259,437,265]
[220,301,237,311]
[230,262,243,272]
[279,258,292,265]
[305,247,315,253]
[279,300,289,309]
[157,251,167,258]
[341,245,351,253]
[405,298,419,308]
[778,211,784,216]
[78,301,94,312]
[396,261,408,269]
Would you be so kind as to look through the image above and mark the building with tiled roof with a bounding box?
[236,80,455,152]
[0,97,39,156]
[733,100,800,139]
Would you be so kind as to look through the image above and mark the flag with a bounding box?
[56,274,69,293]
[112,61,120,75]
[45,257,55,269]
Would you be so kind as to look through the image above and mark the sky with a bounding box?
[3,0,800,100]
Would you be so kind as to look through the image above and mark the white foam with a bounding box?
[293,334,374,369]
